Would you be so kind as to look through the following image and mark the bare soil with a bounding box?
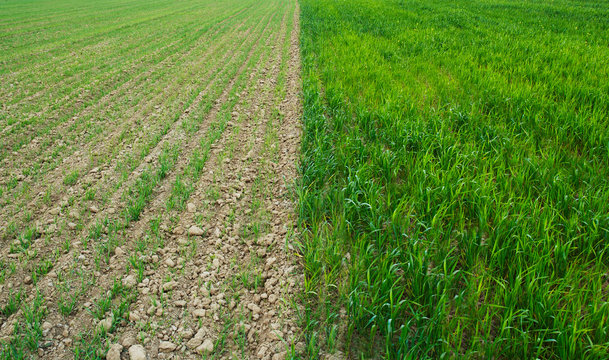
[0,0,303,359]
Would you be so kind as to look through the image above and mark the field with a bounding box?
[298,0,609,358]
[0,0,302,358]
[2,0,609,359]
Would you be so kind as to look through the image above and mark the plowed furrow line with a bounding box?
[0,13,257,231]
[0,2,253,114]
[108,4,298,358]
[39,7,283,358]
[0,8,280,354]
[0,4,252,161]
[0,5,276,288]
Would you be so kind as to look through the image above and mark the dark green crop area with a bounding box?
[297,0,609,358]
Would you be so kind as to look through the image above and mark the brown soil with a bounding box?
[0,0,303,359]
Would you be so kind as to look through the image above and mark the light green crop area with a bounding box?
[298,0,609,358]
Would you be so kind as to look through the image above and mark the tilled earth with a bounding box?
[0,0,303,358]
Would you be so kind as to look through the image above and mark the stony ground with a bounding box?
[0,0,303,358]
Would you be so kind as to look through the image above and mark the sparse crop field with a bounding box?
[1,0,302,358]
[298,0,609,358]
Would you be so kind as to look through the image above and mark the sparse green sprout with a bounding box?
[1,289,24,316]
[63,170,80,186]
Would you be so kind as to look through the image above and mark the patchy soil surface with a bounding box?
[0,0,303,358]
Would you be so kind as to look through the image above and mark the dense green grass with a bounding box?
[298,0,609,358]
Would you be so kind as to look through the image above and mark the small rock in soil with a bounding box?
[129,311,140,322]
[122,335,137,347]
[187,337,202,349]
[272,352,287,360]
[129,344,146,360]
[163,281,177,291]
[193,328,206,340]
[106,343,122,360]
[196,339,214,354]
[188,225,204,236]
[159,341,176,352]
[99,317,113,332]
[247,303,261,314]
[115,247,125,256]
[122,275,137,288]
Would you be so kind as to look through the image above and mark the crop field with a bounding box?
[298,0,609,359]
[2,0,609,359]
[0,0,302,358]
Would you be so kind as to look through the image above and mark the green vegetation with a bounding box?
[1,289,23,317]
[298,0,609,358]
[4,0,608,357]
[63,170,80,186]
[0,292,45,359]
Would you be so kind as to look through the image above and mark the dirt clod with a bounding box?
[188,225,204,236]
[128,344,146,360]
[106,344,122,360]
[158,341,176,352]
[122,275,137,288]
[196,339,214,354]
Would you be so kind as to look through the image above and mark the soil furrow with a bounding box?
[101,2,302,359]
[0,1,303,359]
[0,2,277,295]
[0,3,253,166]
[0,2,254,120]
[0,11,259,235]
[0,5,281,355]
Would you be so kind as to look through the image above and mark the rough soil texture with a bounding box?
[0,0,303,358]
